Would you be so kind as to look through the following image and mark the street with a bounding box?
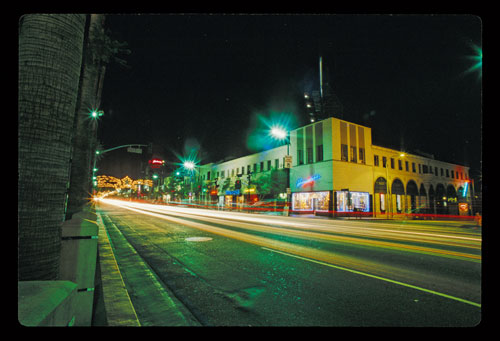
[96,198,481,327]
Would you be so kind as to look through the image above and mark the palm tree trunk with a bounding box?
[18,14,86,280]
[66,14,106,220]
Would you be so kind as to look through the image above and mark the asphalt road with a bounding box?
[96,198,481,327]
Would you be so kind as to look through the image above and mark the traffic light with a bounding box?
[235,180,241,189]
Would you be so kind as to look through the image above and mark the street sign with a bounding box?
[127,147,143,154]
[284,155,292,168]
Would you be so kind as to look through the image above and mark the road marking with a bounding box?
[261,247,481,309]
[185,237,213,242]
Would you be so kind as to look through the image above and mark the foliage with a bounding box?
[88,28,131,68]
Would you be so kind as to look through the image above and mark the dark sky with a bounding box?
[99,14,482,179]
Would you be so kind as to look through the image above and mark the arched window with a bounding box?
[406,180,418,211]
[391,179,405,213]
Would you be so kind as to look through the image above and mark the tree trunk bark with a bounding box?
[66,14,106,220]
[18,14,86,280]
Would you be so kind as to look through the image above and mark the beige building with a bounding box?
[199,116,473,217]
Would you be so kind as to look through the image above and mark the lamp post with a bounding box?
[270,126,291,215]
[384,152,406,218]
[183,160,196,202]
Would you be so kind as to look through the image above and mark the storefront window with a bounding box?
[292,191,330,212]
[336,191,370,212]
[380,193,386,212]
[396,194,402,212]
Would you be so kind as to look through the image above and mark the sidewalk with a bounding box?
[94,211,141,326]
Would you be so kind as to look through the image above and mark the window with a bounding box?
[446,169,449,177]
[441,168,444,176]
[341,144,348,162]
[390,158,395,169]
[316,145,323,162]
[435,167,438,176]
[307,147,313,163]
[260,161,264,172]
[267,160,271,171]
[298,150,304,165]
[412,162,416,173]
[253,163,257,173]
[382,156,387,168]
[247,165,251,174]
[275,158,279,169]
[451,170,454,178]
[374,155,379,167]
[398,159,402,170]
[405,161,409,172]
[350,146,357,163]
[359,148,365,164]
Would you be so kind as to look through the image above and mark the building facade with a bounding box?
[198,117,473,217]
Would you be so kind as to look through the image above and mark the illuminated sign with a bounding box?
[225,190,240,195]
[459,203,469,212]
[463,181,469,198]
[296,174,321,188]
[149,158,165,169]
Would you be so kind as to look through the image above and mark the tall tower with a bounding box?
[319,55,343,119]
[304,55,343,123]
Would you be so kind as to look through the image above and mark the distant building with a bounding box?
[304,56,344,123]
[198,116,473,217]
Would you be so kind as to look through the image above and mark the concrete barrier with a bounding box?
[59,206,98,326]
[18,281,78,326]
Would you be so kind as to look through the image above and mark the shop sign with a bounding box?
[149,158,165,169]
[226,189,240,195]
[459,202,469,212]
[296,174,321,188]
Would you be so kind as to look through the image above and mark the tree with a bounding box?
[18,14,86,280]
[252,168,287,201]
[66,14,131,220]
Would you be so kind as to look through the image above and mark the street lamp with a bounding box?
[384,152,406,218]
[183,161,196,171]
[270,126,287,140]
[182,161,197,202]
[270,125,291,215]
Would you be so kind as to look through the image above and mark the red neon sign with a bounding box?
[149,158,164,169]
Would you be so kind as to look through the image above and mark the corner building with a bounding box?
[200,117,473,218]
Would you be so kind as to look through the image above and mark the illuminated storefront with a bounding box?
[292,191,330,213]
[335,191,370,213]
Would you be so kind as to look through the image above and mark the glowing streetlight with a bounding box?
[270,126,287,140]
[183,161,196,170]
[89,108,104,119]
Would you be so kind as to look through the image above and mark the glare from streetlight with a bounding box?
[270,126,287,140]
[183,161,195,170]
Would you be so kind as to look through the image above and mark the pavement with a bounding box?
[94,210,141,326]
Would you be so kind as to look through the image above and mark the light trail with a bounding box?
[99,199,481,261]
[98,199,481,308]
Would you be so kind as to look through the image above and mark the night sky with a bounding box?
[99,14,482,179]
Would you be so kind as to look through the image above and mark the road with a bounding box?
[95,198,481,327]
